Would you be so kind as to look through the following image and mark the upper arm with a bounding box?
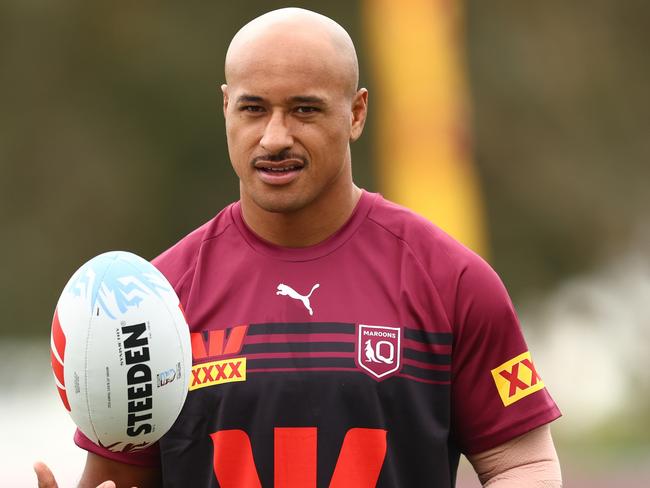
[449,254,561,453]
[466,424,562,487]
[78,452,161,488]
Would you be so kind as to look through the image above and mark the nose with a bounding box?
[260,112,293,154]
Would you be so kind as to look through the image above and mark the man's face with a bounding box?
[222,35,367,216]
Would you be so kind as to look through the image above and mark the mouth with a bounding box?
[257,164,303,174]
[253,158,306,185]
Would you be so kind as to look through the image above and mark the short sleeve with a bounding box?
[74,428,161,467]
[450,256,561,455]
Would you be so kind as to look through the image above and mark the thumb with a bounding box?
[33,462,58,488]
[96,482,116,488]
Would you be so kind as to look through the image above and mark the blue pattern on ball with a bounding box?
[66,251,172,320]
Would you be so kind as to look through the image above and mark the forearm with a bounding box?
[481,462,562,487]
[467,424,562,487]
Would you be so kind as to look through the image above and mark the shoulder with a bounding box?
[366,193,509,322]
[366,193,490,279]
[152,203,237,289]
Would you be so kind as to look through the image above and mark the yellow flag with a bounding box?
[363,0,488,256]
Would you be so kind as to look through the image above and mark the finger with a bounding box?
[33,462,58,488]
[96,482,116,488]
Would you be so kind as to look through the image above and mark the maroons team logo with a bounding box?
[356,325,401,379]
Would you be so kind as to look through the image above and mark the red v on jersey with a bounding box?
[211,427,387,488]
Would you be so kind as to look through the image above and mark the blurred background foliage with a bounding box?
[1,0,648,335]
[467,0,650,300]
[1,0,649,485]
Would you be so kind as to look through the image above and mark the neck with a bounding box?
[241,184,362,248]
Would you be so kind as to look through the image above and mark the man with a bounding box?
[35,8,562,487]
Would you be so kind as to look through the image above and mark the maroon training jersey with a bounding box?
[76,190,560,487]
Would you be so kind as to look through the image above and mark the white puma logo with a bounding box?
[276,283,320,316]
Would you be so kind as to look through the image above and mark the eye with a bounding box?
[295,106,320,114]
[239,105,265,113]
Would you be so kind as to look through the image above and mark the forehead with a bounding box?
[226,31,351,100]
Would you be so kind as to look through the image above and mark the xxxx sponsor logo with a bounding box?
[491,351,544,406]
[190,357,246,391]
[189,325,248,391]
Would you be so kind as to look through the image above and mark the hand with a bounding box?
[33,462,116,488]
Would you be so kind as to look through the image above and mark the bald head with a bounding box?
[225,8,359,98]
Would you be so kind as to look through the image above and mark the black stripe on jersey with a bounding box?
[403,348,451,365]
[243,342,355,354]
[400,364,451,382]
[248,322,356,335]
[403,328,453,345]
[248,357,356,369]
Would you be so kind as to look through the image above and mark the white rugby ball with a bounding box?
[50,251,191,453]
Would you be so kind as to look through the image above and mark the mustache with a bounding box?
[251,150,309,166]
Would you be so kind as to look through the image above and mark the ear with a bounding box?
[350,88,369,142]
[221,84,229,118]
